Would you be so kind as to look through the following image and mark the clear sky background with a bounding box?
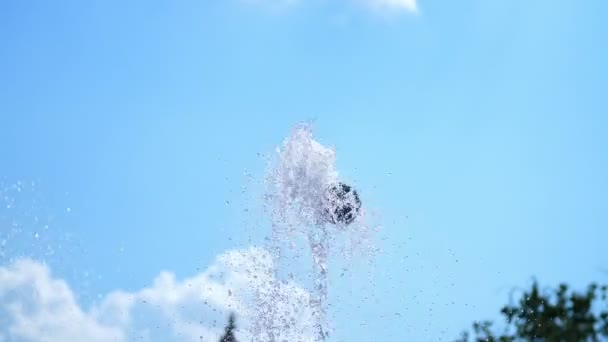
[1,0,607,341]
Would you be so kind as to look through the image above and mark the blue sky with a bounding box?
[1,0,607,341]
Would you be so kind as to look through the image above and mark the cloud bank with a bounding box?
[0,248,315,342]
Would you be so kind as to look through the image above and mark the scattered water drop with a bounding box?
[263,123,377,341]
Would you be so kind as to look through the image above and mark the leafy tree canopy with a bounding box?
[457,282,608,342]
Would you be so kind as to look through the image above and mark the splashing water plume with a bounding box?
[0,125,375,342]
[264,123,374,341]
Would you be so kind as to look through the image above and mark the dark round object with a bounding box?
[322,182,361,225]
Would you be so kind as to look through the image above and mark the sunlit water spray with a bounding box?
[0,181,93,299]
[1,181,54,262]
[0,126,375,341]
[264,123,375,341]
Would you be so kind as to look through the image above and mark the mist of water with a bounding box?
[263,123,375,341]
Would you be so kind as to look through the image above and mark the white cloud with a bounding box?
[242,0,418,13]
[0,248,316,342]
[365,0,417,13]
[0,259,124,342]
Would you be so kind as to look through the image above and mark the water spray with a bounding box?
[311,182,362,341]
[265,124,368,342]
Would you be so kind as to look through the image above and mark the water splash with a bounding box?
[0,180,91,299]
[0,180,51,263]
[264,123,375,341]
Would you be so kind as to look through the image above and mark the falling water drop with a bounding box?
[263,123,376,341]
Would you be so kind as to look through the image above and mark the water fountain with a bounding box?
[0,124,375,342]
[264,123,371,341]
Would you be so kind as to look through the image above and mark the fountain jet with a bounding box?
[265,123,368,342]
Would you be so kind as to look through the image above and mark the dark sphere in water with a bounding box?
[322,182,361,225]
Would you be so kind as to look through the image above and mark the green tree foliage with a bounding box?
[456,282,608,342]
[219,313,238,342]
